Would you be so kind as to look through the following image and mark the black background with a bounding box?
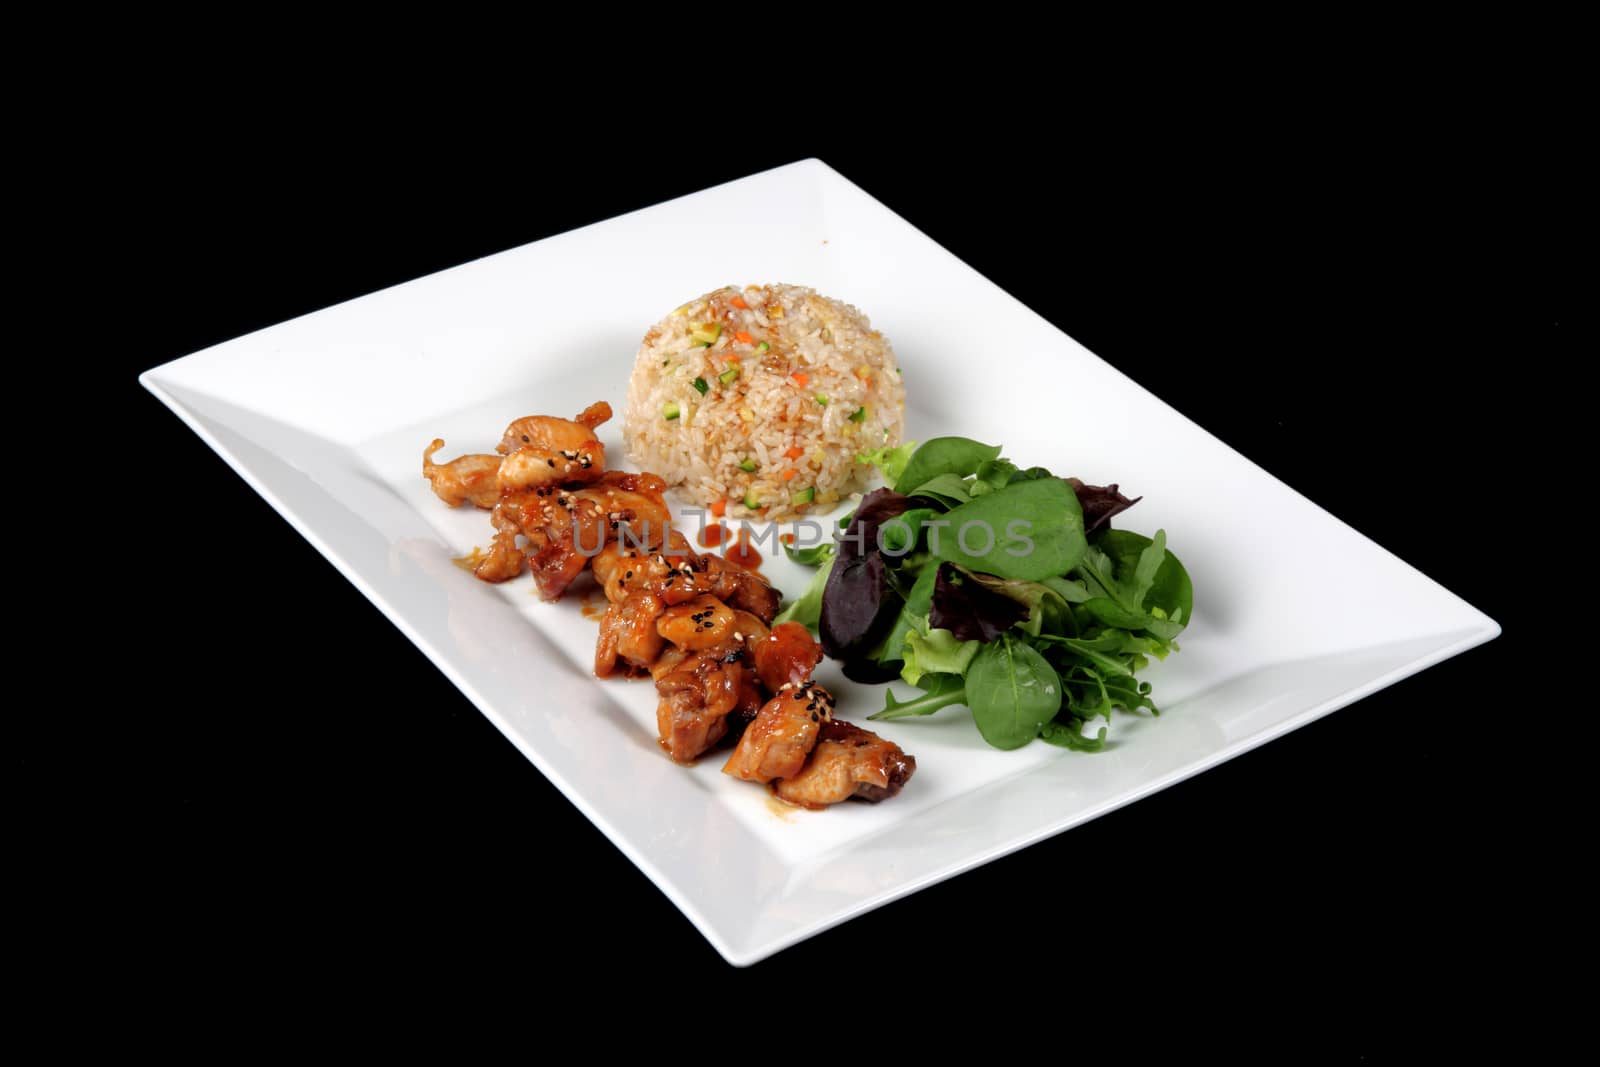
[106,105,1557,1040]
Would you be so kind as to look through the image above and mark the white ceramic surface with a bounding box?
[141,158,1499,965]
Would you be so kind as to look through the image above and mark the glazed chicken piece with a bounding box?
[694,554,782,622]
[773,721,917,808]
[752,621,823,693]
[472,489,539,582]
[591,529,692,602]
[422,439,504,509]
[657,594,738,652]
[594,591,666,677]
[722,680,835,783]
[528,484,671,599]
[479,478,674,598]
[592,468,668,497]
[654,651,761,763]
[591,547,779,621]
[496,404,611,490]
[497,401,612,454]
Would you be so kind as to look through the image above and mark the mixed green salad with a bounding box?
[775,437,1192,752]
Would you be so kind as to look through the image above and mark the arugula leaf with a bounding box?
[870,672,968,720]
[1098,529,1193,625]
[892,437,1003,495]
[1039,720,1109,751]
[856,440,919,485]
[1049,653,1162,721]
[1059,662,1114,722]
[964,634,1063,749]
[1042,576,1091,604]
[1100,674,1160,716]
[1035,632,1140,677]
[1073,529,1191,640]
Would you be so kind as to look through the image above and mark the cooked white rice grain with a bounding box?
[624,284,905,522]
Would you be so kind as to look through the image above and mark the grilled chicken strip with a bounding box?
[773,720,917,808]
[723,681,835,783]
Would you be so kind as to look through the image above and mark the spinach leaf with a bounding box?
[893,436,1003,495]
[905,473,973,507]
[965,634,1063,750]
[933,477,1086,581]
[878,507,939,555]
[974,457,1020,490]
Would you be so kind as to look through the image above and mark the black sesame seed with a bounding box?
[793,691,805,700]
[547,459,555,467]
[811,712,819,722]
[521,434,530,443]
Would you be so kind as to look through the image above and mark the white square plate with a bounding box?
[140,159,1498,965]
